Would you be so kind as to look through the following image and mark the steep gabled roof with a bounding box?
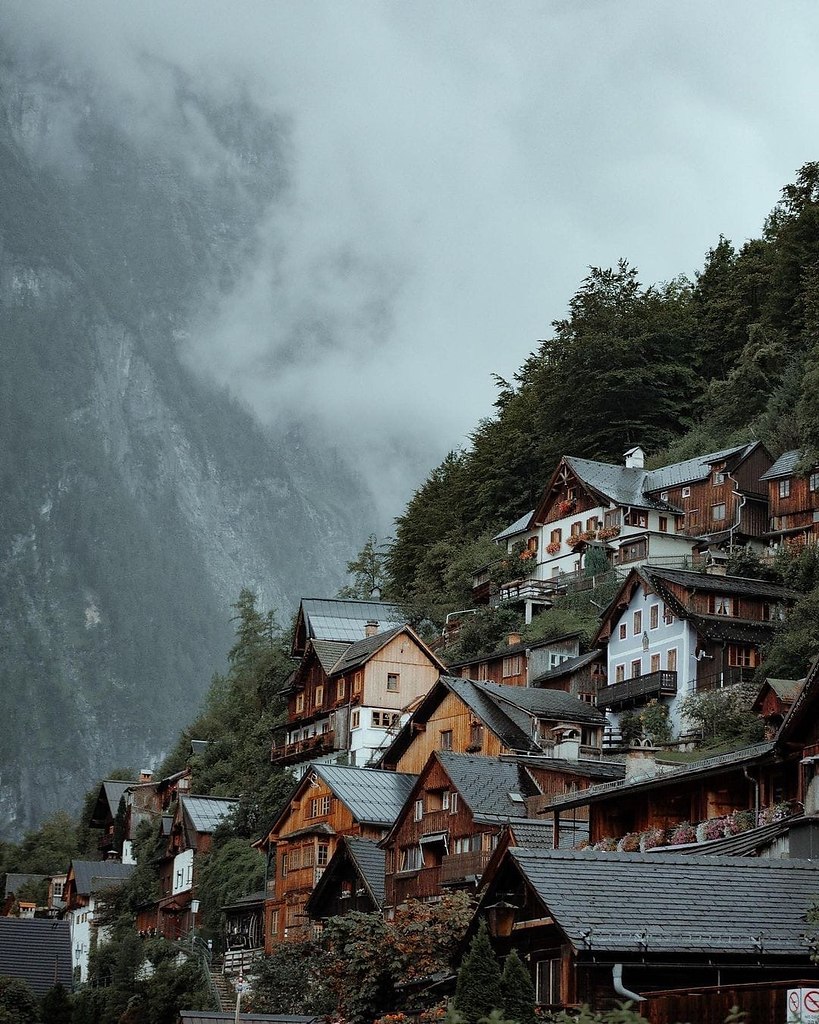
[292,598,405,654]
[306,835,387,916]
[530,650,602,686]
[644,443,757,491]
[312,639,352,674]
[181,795,239,833]
[69,859,135,896]
[90,779,135,826]
[494,510,535,542]
[563,456,670,511]
[436,751,540,822]
[329,625,445,677]
[760,449,804,481]
[4,873,47,897]
[498,848,819,956]
[475,680,607,726]
[313,764,417,827]
[0,918,73,995]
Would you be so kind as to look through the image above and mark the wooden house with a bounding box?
[379,676,608,775]
[482,443,773,611]
[291,597,405,657]
[122,767,192,864]
[752,675,805,738]
[447,632,583,689]
[63,860,135,982]
[475,848,819,1013]
[140,794,237,942]
[381,751,621,909]
[305,836,386,922]
[258,764,416,949]
[777,654,819,815]
[531,650,606,701]
[272,624,446,770]
[222,890,266,958]
[593,566,796,737]
[760,449,819,548]
[87,778,137,858]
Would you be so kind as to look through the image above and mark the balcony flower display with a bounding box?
[640,827,666,851]
[592,836,618,852]
[696,817,728,842]
[598,525,621,541]
[669,822,696,845]
[757,800,794,825]
[617,832,641,852]
[565,534,585,549]
[556,498,576,516]
[545,541,561,555]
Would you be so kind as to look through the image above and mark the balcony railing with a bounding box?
[596,670,678,709]
[389,865,442,904]
[440,850,492,884]
[270,732,336,765]
[694,667,756,692]
[491,579,557,607]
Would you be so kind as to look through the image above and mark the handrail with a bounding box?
[172,937,221,1011]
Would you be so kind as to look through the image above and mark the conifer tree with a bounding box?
[453,920,503,1024]
[501,948,537,1024]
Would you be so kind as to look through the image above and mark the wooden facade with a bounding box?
[763,454,819,547]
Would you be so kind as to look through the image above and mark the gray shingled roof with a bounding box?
[329,625,406,675]
[180,1015,319,1023]
[311,639,353,674]
[530,650,603,685]
[436,752,539,821]
[648,818,795,858]
[494,510,535,542]
[765,677,805,702]
[760,450,803,481]
[4,873,47,897]
[564,457,667,510]
[182,795,239,833]
[505,848,819,955]
[644,444,753,491]
[0,918,72,995]
[476,680,607,726]
[103,780,132,815]
[445,677,538,752]
[507,754,626,781]
[344,835,387,907]
[508,819,561,848]
[71,859,135,896]
[300,598,405,644]
[314,765,417,826]
[643,566,797,601]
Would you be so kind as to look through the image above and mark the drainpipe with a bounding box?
[612,964,645,1002]
[743,766,760,817]
[726,471,746,554]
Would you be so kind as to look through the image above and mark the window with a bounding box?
[633,611,642,635]
[535,958,561,1005]
[469,722,483,748]
[503,655,522,677]
[280,853,288,877]
[688,509,699,527]
[625,509,648,528]
[618,623,627,640]
[615,664,625,683]
[682,486,691,498]
[708,594,734,616]
[52,880,64,897]
[631,659,642,679]
[779,478,791,498]
[372,711,394,728]
[650,653,661,673]
[413,799,424,821]
[317,843,329,866]
[667,648,678,672]
[295,694,305,713]
[728,644,757,668]
[712,503,726,521]
[550,528,562,545]
[400,846,423,872]
[658,516,668,533]
[336,679,346,700]
[477,663,489,681]
[527,536,539,552]
[810,472,819,492]
[618,539,647,563]
[310,795,331,818]
[387,673,400,692]
[269,909,279,938]
[440,730,453,750]
[586,516,599,531]
[570,521,581,536]
[713,470,726,484]
[449,792,459,814]
[663,604,674,625]
[649,604,659,630]
[301,844,314,868]
[351,710,360,729]
[314,686,324,706]
[604,508,621,528]
[660,490,669,501]
[353,671,363,694]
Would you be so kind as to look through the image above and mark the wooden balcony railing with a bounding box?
[270,732,336,765]
[694,667,756,691]
[440,850,491,884]
[596,670,677,709]
[388,865,442,904]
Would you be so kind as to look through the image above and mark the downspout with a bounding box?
[743,766,761,818]
[612,964,645,1002]
[727,470,746,554]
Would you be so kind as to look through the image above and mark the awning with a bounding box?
[420,831,449,850]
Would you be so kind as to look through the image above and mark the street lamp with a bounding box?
[485,899,518,939]
[190,899,200,947]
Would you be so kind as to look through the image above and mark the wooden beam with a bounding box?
[512,916,555,931]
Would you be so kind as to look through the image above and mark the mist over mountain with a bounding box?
[0,43,378,837]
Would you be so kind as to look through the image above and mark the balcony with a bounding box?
[388,865,442,904]
[270,732,336,766]
[491,579,556,608]
[694,667,756,692]
[596,670,677,709]
[440,850,492,885]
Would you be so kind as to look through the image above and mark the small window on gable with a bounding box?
[660,491,669,501]
[681,486,691,498]
[336,679,346,701]
[440,730,453,750]
[314,686,324,707]
[295,694,305,714]
[713,470,725,484]
[810,472,819,493]
[779,478,791,498]
[633,610,642,635]
[413,799,424,822]
[387,673,400,692]
[618,623,627,640]
[353,671,363,694]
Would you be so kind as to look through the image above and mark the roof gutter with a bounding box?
[612,963,645,1003]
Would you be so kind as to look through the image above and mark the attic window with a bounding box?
[810,472,819,492]
[660,491,669,501]
[714,471,726,484]
[779,479,791,498]
[681,487,691,498]
[508,793,525,804]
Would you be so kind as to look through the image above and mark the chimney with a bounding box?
[624,748,657,780]
[365,620,379,638]
[624,446,645,469]
[139,770,153,783]
[507,631,522,647]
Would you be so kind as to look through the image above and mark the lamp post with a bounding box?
[190,899,200,948]
[485,899,518,939]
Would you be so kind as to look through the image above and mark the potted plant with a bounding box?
[669,822,696,845]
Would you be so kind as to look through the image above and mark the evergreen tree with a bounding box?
[39,984,73,1024]
[500,949,537,1024]
[453,920,503,1024]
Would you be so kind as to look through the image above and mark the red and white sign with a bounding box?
[787,988,819,1023]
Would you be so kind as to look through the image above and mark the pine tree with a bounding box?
[500,949,537,1024]
[453,920,503,1024]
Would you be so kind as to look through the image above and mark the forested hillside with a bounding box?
[386,163,819,624]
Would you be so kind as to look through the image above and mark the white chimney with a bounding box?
[624,446,645,469]
[365,619,379,637]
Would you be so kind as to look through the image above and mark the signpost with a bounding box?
[234,974,244,1024]
[787,987,819,1023]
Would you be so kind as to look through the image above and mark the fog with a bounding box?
[5,1,819,523]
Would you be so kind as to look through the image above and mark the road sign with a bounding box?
[787,988,819,1023]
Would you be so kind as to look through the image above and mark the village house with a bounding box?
[475,847,819,1017]
[478,442,773,616]
[305,835,386,923]
[136,794,237,942]
[593,565,796,737]
[379,675,608,775]
[752,674,805,738]
[760,449,819,549]
[446,631,583,688]
[87,777,138,859]
[258,763,416,949]
[381,750,621,910]
[530,650,607,702]
[272,621,445,772]
[63,859,135,983]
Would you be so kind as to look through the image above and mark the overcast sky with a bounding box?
[6,1,819,523]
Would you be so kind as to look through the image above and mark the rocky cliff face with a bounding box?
[0,48,376,836]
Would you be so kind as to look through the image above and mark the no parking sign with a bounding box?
[787,988,819,1023]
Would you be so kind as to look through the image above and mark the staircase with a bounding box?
[211,969,236,1013]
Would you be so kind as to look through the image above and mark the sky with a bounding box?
[5,1,819,524]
